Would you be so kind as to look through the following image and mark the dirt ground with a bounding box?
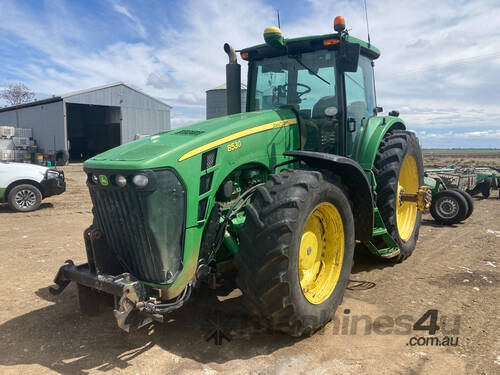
[0,159,499,375]
[423,150,500,169]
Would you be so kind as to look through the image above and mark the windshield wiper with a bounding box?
[291,56,330,85]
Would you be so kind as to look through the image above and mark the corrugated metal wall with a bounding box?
[206,89,247,120]
[64,84,171,143]
[0,101,66,154]
[0,84,171,156]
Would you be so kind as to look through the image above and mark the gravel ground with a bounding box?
[0,162,499,375]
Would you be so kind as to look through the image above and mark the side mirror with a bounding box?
[338,41,360,72]
[374,106,383,114]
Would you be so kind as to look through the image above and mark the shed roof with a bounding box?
[0,82,171,113]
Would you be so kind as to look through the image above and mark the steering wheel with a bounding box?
[283,83,311,98]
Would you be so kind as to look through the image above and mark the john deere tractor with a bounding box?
[51,17,429,336]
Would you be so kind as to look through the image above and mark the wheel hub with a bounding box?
[437,198,458,218]
[298,202,344,305]
[299,232,318,270]
[15,189,36,208]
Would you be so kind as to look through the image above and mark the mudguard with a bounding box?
[284,150,373,241]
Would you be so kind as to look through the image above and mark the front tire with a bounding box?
[236,169,355,336]
[8,184,42,212]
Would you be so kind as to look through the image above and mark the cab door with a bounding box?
[344,55,376,158]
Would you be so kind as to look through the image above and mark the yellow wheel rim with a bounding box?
[298,202,344,305]
[396,155,418,241]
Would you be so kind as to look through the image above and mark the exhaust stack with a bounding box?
[224,43,241,115]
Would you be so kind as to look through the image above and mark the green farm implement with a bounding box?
[424,166,500,224]
[51,16,429,335]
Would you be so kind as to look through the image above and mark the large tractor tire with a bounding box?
[236,169,355,336]
[373,130,424,262]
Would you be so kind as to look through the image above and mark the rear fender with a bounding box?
[355,116,406,169]
[284,150,373,241]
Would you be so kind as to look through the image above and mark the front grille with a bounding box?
[88,169,186,284]
[90,189,162,280]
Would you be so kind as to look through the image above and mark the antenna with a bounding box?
[363,0,371,47]
[277,9,281,29]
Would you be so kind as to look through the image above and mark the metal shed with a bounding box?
[206,83,246,120]
[0,82,171,162]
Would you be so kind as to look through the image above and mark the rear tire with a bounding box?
[373,130,424,261]
[449,188,474,220]
[430,190,468,225]
[236,169,355,336]
[7,184,42,212]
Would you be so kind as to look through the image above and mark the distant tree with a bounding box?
[1,83,36,106]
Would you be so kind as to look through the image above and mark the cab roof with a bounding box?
[241,33,380,61]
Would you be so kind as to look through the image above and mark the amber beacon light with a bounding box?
[334,16,346,32]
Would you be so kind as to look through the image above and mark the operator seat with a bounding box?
[311,96,338,153]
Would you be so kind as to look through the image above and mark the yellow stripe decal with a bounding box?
[178,118,297,162]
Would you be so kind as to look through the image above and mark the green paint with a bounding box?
[354,116,406,169]
[0,188,5,201]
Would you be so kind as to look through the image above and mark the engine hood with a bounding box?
[84,109,296,171]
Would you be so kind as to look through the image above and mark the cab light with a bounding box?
[133,174,149,187]
[323,39,340,46]
[240,52,249,60]
[91,174,99,184]
[334,16,346,32]
[115,175,127,187]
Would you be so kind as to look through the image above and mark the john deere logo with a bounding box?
[99,175,109,186]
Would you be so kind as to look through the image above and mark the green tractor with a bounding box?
[51,17,430,336]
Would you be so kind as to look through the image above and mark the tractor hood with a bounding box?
[84,108,296,171]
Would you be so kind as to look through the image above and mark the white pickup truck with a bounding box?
[0,162,66,212]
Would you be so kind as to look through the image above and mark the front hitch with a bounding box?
[50,261,192,332]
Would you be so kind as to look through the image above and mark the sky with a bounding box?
[0,0,499,148]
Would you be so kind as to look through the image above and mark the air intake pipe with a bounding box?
[224,43,241,115]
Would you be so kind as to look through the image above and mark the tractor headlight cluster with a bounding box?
[132,174,149,187]
[89,172,150,188]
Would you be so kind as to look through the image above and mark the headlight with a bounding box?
[115,175,127,187]
[92,174,99,184]
[46,169,60,179]
[133,174,149,187]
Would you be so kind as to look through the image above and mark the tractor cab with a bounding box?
[238,17,379,158]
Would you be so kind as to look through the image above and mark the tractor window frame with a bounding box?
[246,50,339,114]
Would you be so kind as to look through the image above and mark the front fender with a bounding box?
[354,116,406,169]
[284,150,373,241]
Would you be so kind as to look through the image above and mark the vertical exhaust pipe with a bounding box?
[224,43,241,115]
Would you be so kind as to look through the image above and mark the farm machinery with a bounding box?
[50,17,430,336]
[424,166,500,224]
